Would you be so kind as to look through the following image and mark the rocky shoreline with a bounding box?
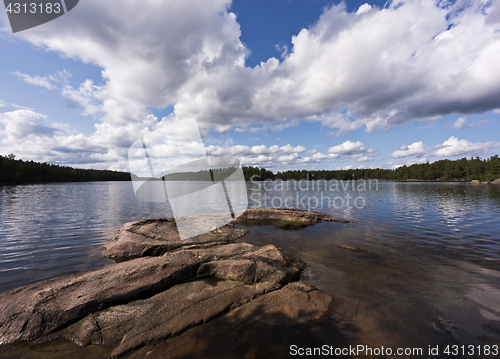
[0,209,351,359]
[471,178,500,184]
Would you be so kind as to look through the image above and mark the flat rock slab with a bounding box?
[46,279,279,359]
[0,283,353,359]
[0,208,349,358]
[102,208,348,262]
[235,208,350,223]
[102,220,249,261]
[125,282,346,359]
[0,252,203,345]
[0,243,306,356]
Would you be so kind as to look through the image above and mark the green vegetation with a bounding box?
[163,166,242,181]
[0,154,130,184]
[241,166,276,181]
[133,218,172,226]
[246,155,500,182]
[273,220,311,230]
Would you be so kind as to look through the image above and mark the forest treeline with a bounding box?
[163,166,241,181]
[1,153,499,184]
[244,155,500,182]
[164,155,500,181]
[0,154,130,184]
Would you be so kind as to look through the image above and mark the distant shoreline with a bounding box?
[2,178,499,186]
[2,154,499,184]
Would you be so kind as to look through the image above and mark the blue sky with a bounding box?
[0,0,499,173]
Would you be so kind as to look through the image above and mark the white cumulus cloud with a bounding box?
[0,110,56,139]
[433,136,500,157]
[328,140,369,155]
[205,144,307,157]
[2,0,499,168]
[62,80,106,116]
[452,117,467,130]
[13,0,500,135]
[356,3,372,15]
[391,141,428,158]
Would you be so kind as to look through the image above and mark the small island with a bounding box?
[0,209,352,359]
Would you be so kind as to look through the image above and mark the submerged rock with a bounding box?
[338,244,378,259]
[125,282,337,359]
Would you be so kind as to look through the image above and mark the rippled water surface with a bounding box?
[1,181,499,356]
[0,182,174,293]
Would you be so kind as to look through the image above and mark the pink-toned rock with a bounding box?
[241,244,307,273]
[0,242,309,354]
[102,219,249,261]
[0,252,202,345]
[125,282,337,359]
[234,208,349,223]
[102,209,348,262]
[0,208,347,358]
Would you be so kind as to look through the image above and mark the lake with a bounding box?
[0,181,499,356]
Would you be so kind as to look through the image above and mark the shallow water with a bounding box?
[242,181,500,356]
[236,221,500,356]
[0,181,499,357]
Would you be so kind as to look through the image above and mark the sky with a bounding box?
[1,0,500,174]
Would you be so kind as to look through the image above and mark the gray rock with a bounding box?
[197,259,295,286]
[241,244,307,273]
[102,209,349,262]
[102,220,249,261]
[125,282,335,359]
[45,279,279,359]
[175,242,258,262]
[0,242,305,350]
[338,244,378,258]
[0,209,343,358]
[0,251,202,345]
[235,208,350,223]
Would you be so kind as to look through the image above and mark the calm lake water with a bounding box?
[1,181,499,356]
